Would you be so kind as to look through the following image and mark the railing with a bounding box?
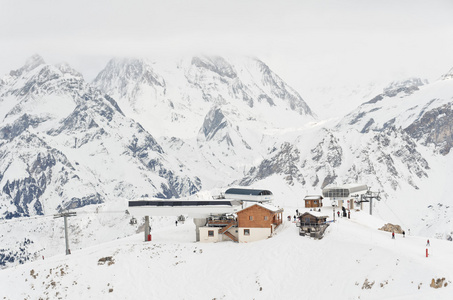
[273,219,282,226]
[207,219,236,226]
[219,221,237,234]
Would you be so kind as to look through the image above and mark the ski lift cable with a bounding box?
[380,199,407,228]
[0,210,126,225]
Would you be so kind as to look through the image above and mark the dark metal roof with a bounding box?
[225,188,273,196]
[128,200,233,207]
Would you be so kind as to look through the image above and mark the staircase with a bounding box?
[219,220,236,234]
[206,219,238,242]
[223,231,238,242]
[219,220,238,242]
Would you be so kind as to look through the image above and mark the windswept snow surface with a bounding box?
[1,208,452,299]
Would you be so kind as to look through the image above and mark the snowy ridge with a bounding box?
[1,210,453,299]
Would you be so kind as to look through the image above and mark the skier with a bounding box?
[402,230,405,238]
[426,239,430,246]
[296,209,299,216]
[392,232,395,239]
[175,220,178,226]
[337,211,340,218]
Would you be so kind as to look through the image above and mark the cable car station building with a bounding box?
[322,184,368,210]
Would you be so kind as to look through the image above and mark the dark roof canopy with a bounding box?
[225,188,273,196]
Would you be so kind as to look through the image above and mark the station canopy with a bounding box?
[225,188,273,196]
[322,184,368,198]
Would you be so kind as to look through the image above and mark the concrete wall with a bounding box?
[199,227,220,243]
[238,227,271,243]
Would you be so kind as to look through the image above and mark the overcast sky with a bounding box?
[1,0,453,95]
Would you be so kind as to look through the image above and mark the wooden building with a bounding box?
[237,203,283,243]
[298,211,329,239]
[299,211,328,225]
[199,203,284,243]
[304,195,323,208]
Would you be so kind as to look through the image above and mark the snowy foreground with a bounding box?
[1,209,452,300]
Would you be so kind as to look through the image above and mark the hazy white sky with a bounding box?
[1,0,453,94]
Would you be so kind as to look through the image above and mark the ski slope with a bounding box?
[1,208,451,299]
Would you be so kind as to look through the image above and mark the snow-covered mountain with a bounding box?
[0,55,201,220]
[92,56,315,186]
[92,56,313,139]
[1,54,453,280]
[238,73,453,241]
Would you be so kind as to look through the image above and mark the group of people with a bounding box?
[336,210,351,219]
[391,231,431,246]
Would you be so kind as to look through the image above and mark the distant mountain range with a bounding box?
[1,54,453,241]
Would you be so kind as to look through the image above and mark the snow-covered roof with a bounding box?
[304,195,323,200]
[256,203,283,213]
[239,203,283,213]
[300,211,329,219]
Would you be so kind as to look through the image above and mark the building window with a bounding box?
[249,216,253,221]
[208,230,214,237]
[244,229,250,236]
[264,216,268,221]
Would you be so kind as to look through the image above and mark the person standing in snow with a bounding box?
[392,232,395,239]
[426,239,430,246]
[337,211,340,218]
[175,220,178,226]
[402,230,405,238]
[296,209,299,216]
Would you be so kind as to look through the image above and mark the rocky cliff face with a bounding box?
[405,102,453,155]
[0,56,201,218]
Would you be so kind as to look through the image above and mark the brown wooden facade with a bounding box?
[304,195,323,208]
[237,204,283,229]
[299,212,328,225]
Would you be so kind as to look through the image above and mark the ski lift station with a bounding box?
[322,184,368,210]
[127,188,273,218]
[224,188,273,202]
[128,188,281,243]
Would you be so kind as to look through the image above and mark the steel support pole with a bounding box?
[64,215,70,255]
[144,216,150,241]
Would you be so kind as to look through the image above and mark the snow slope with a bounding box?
[1,208,451,300]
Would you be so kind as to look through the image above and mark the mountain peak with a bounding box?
[23,54,45,71]
[191,56,237,79]
[382,77,426,97]
[93,57,165,93]
[55,62,83,79]
[9,54,46,77]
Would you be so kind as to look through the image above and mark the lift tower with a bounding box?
[54,211,76,255]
